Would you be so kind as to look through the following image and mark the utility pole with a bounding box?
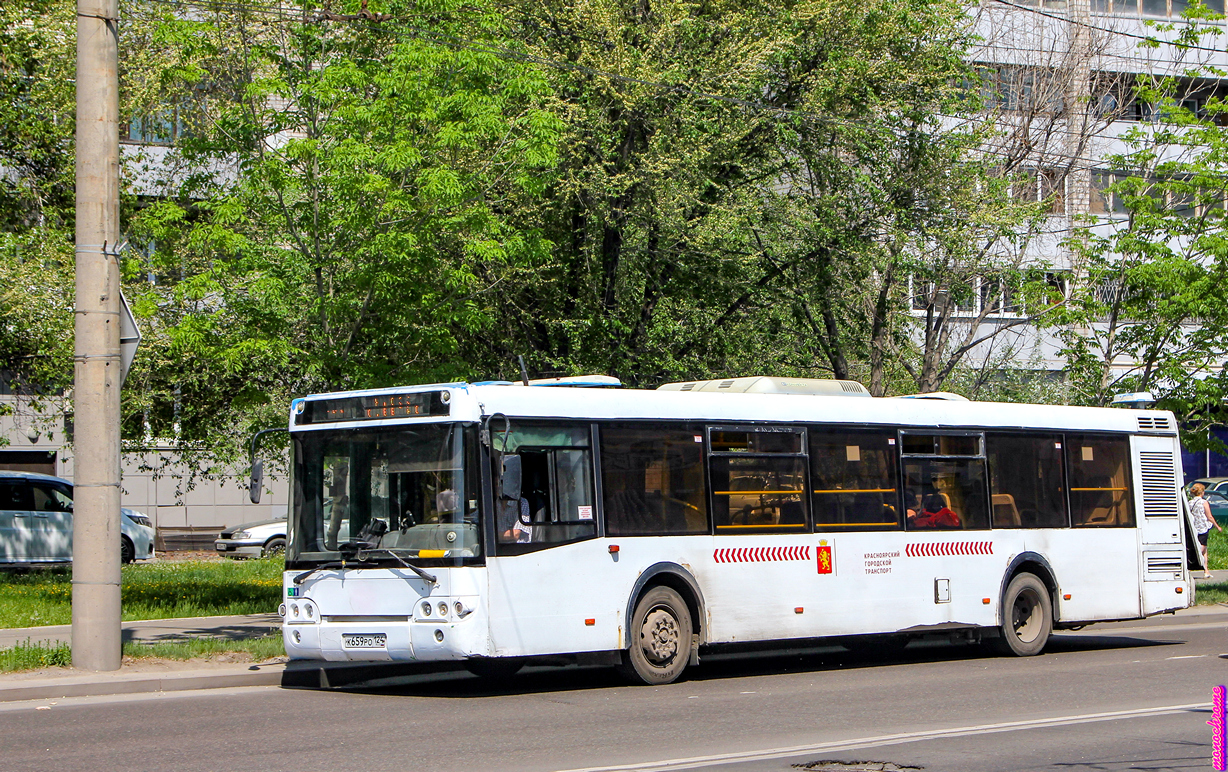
[73,0,122,671]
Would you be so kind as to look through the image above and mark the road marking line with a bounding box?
[1166,655,1207,659]
[554,702,1208,772]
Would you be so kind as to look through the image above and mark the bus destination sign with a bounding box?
[298,391,450,424]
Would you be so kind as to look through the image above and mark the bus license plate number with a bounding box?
[342,633,387,649]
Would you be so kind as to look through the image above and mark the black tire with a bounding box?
[120,536,135,565]
[465,658,524,680]
[263,537,287,557]
[994,573,1052,656]
[618,586,693,685]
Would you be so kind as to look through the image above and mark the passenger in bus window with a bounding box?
[499,496,532,543]
[905,491,922,524]
[913,494,961,529]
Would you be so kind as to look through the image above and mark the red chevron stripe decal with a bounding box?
[712,546,816,564]
[903,541,993,557]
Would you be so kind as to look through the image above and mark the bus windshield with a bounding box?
[288,423,481,565]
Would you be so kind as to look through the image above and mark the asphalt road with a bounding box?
[3,610,1227,772]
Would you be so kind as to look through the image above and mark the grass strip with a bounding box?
[0,558,284,629]
[0,640,72,671]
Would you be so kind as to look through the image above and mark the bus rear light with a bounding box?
[1176,587,1183,594]
[794,607,804,614]
[608,545,619,554]
[585,618,595,626]
[982,598,990,604]
[1063,594,1072,600]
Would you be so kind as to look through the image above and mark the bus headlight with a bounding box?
[421,601,433,616]
[438,602,448,617]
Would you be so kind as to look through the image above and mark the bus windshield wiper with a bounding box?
[356,547,438,585]
[293,561,346,585]
[293,546,438,586]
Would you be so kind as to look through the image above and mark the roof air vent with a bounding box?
[1137,416,1172,432]
[657,377,871,397]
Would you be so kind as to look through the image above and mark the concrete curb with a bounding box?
[0,663,285,703]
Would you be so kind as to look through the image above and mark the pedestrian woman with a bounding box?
[1190,483,1223,579]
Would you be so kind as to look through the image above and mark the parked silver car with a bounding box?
[0,471,155,565]
[215,518,288,559]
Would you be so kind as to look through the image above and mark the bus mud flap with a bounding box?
[690,635,700,666]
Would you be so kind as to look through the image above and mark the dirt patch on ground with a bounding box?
[150,550,226,563]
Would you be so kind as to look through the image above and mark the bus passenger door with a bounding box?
[486,422,619,657]
[1131,434,1188,614]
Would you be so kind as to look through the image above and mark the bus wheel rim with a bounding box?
[1012,590,1041,643]
[640,607,680,664]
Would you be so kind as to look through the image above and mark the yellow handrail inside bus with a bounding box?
[715,523,807,529]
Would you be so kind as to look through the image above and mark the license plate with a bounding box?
[342,633,387,649]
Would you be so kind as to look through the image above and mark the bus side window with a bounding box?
[601,423,708,536]
[986,434,1068,528]
[810,429,900,530]
[708,427,809,534]
[1068,435,1134,527]
[900,432,990,531]
[493,423,597,552]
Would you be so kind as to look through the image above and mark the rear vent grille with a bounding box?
[1144,553,1184,580]
[840,381,862,393]
[719,380,735,389]
[1146,555,1183,572]
[1139,451,1179,518]
[1137,416,1173,432]
[679,383,695,391]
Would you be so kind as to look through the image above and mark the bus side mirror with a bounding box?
[249,460,264,504]
[500,455,522,501]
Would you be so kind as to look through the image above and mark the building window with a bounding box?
[1097,0,1225,15]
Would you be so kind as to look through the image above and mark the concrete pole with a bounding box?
[73,0,122,671]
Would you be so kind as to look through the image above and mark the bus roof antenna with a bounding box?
[517,355,530,386]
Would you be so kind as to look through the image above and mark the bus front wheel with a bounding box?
[995,573,1052,656]
[619,586,693,685]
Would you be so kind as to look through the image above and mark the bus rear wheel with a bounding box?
[619,586,693,685]
[995,573,1052,656]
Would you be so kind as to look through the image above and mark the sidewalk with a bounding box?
[0,612,282,650]
[0,613,285,703]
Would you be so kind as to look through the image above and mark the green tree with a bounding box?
[124,0,561,467]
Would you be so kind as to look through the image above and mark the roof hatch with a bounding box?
[657,376,871,396]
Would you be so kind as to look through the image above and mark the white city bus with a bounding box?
[279,376,1197,684]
